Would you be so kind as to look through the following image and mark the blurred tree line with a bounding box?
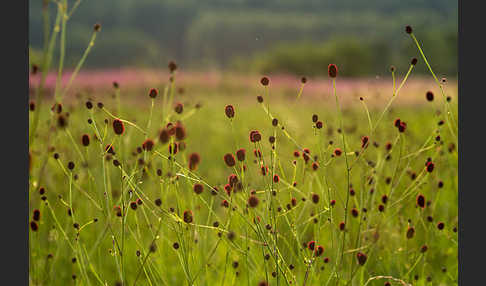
[29,0,457,76]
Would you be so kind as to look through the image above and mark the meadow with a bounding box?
[28,6,458,285]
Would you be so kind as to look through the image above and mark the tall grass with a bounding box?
[28,5,458,285]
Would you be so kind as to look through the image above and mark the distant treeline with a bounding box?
[29,0,457,76]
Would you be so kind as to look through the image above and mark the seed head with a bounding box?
[236,148,246,161]
[411,58,418,65]
[361,136,369,149]
[33,209,41,221]
[183,210,193,224]
[437,222,445,230]
[260,76,269,86]
[188,153,201,170]
[193,183,204,195]
[311,193,320,204]
[248,195,259,208]
[30,221,38,231]
[149,88,158,99]
[328,64,338,78]
[406,227,415,239]
[93,23,101,32]
[57,115,68,128]
[168,61,177,73]
[130,202,138,210]
[112,119,125,135]
[333,148,342,156]
[416,194,426,208]
[81,134,90,147]
[174,123,186,141]
[405,25,413,34]
[356,252,367,266]
[307,241,316,251]
[142,139,154,151]
[225,105,235,118]
[159,128,170,144]
[398,122,407,133]
[257,95,264,103]
[174,102,183,114]
[249,130,262,143]
[223,153,236,167]
[339,222,345,231]
[272,118,278,126]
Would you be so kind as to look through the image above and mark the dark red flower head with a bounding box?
[81,134,90,147]
[394,118,401,128]
[174,123,186,141]
[356,252,367,266]
[183,210,193,223]
[405,25,413,34]
[398,121,407,133]
[307,240,316,251]
[260,76,269,86]
[406,226,415,239]
[33,209,41,221]
[315,245,324,257]
[193,183,204,195]
[248,195,259,208]
[361,136,369,149]
[221,200,229,208]
[149,88,158,99]
[188,153,201,170]
[339,222,345,231]
[333,148,342,156]
[437,222,445,230]
[416,194,426,208]
[223,153,236,167]
[236,148,246,161]
[311,193,320,204]
[174,102,183,114]
[225,105,235,118]
[426,161,435,173]
[426,91,434,102]
[168,61,177,73]
[113,119,125,135]
[328,64,338,78]
[228,174,238,187]
[142,139,154,151]
[273,174,279,183]
[249,130,262,143]
[159,128,170,144]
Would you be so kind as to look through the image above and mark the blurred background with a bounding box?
[29,0,457,78]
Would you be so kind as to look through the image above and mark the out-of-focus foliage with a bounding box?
[29,0,457,76]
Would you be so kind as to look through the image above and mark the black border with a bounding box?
[1,0,28,283]
[458,1,485,285]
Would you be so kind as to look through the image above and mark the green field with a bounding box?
[29,66,458,285]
